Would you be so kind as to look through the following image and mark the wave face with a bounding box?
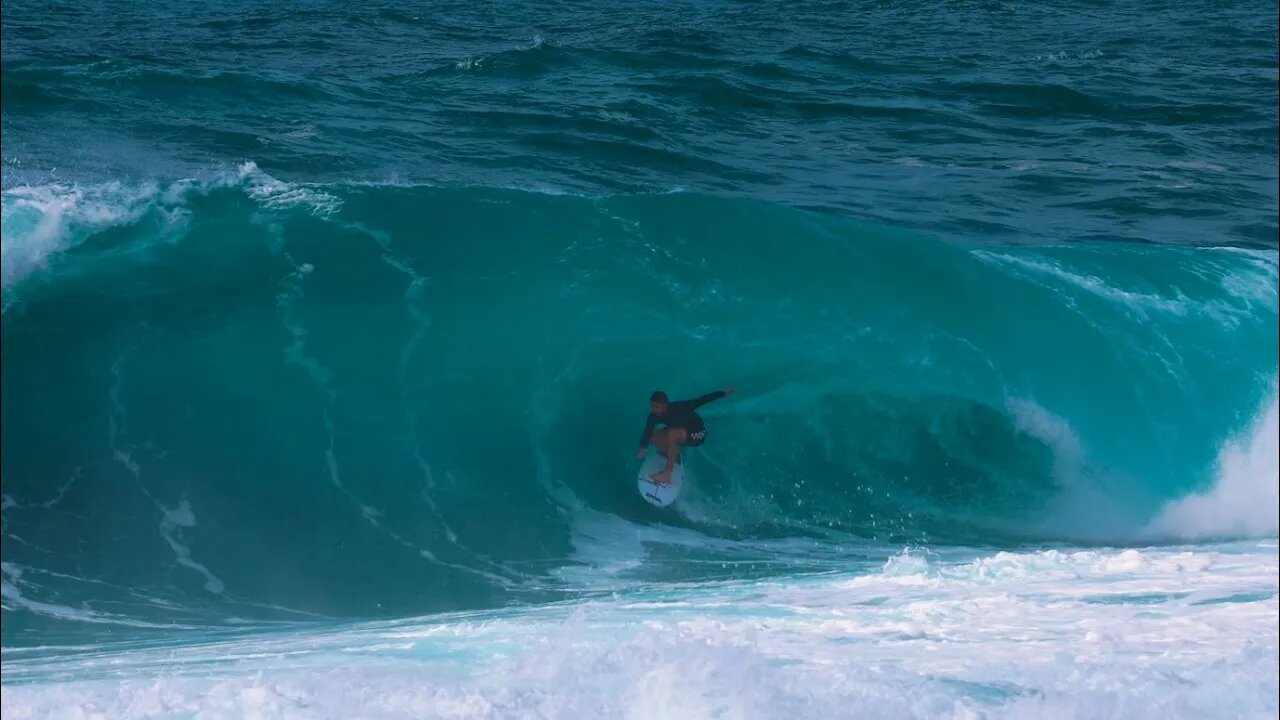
[2,176,1276,639]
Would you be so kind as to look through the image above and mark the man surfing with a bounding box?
[636,387,735,485]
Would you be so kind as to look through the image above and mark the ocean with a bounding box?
[2,1,1277,717]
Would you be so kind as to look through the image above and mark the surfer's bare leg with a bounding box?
[652,428,686,484]
[650,428,669,456]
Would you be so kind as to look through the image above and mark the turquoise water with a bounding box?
[2,1,1277,717]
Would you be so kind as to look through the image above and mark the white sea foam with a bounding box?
[1,543,1274,719]
[0,182,164,288]
[1149,393,1280,540]
[238,161,341,216]
[0,163,343,292]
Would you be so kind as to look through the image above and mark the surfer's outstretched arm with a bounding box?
[690,387,735,408]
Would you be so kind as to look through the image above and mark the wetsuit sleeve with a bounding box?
[689,391,726,408]
[638,414,656,448]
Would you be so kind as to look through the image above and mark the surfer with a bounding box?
[636,388,735,485]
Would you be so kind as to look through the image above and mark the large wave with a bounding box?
[2,168,1276,637]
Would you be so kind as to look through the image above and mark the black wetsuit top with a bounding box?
[639,391,725,448]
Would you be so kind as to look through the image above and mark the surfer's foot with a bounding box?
[650,469,673,485]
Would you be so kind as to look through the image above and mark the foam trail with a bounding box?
[1,563,198,629]
[109,352,228,595]
[972,250,1190,320]
[340,219,461,544]
[1150,392,1280,540]
[272,243,517,588]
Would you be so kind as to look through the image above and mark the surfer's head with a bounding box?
[649,391,669,415]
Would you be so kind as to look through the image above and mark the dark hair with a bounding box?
[650,391,669,403]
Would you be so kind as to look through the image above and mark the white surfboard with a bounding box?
[637,453,685,507]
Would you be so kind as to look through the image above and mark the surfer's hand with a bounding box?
[724,387,736,395]
[636,447,647,460]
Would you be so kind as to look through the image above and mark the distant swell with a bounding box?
[2,172,1277,634]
